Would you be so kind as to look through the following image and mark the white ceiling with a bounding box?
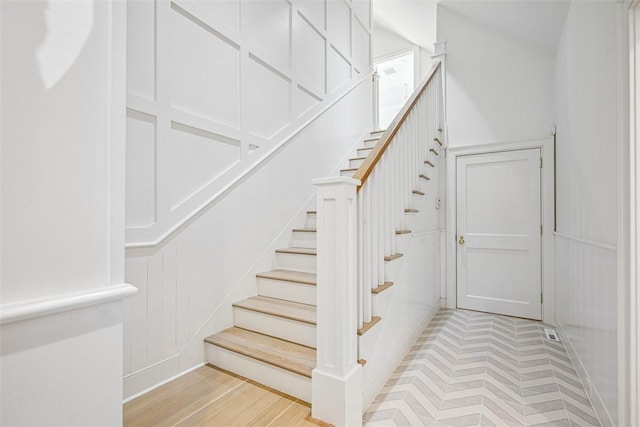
[372,0,571,53]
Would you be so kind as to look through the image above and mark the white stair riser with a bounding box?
[357,148,373,157]
[349,158,365,168]
[305,214,317,229]
[363,139,379,148]
[206,344,311,402]
[257,278,316,305]
[276,252,316,273]
[340,170,356,178]
[292,231,316,248]
[233,308,316,348]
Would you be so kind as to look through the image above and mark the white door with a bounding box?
[456,149,542,320]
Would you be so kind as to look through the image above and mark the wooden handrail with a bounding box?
[353,61,442,191]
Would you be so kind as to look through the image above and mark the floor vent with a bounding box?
[544,328,560,342]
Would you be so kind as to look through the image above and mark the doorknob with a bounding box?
[458,235,465,245]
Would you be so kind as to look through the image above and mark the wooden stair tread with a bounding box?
[424,160,435,167]
[205,327,316,378]
[276,247,317,256]
[307,210,316,215]
[358,316,381,335]
[341,167,358,172]
[405,208,419,213]
[233,296,316,325]
[419,174,430,181]
[396,229,411,235]
[372,281,394,294]
[350,156,368,161]
[256,269,316,285]
[384,253,404,262]
[412,190,425,196]
[292,228,316,233]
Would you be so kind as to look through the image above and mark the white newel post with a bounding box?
[311,177,362,427]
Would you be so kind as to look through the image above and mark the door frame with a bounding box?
[445,136,555,324]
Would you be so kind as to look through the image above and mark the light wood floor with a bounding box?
[123,365,329,427]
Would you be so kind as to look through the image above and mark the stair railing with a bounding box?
[311,61,444,427]
[353,61,443,331]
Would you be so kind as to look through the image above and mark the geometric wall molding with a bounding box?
[125,0,372,246]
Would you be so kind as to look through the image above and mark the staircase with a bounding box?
[204,62,444,415]
[205,131,388,403]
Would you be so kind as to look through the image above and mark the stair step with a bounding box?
[372,281,394,295]
[384,253,404,262]
[340,168,357,177]
[257,270,316,306]
[357,147,373,157]
[205,327,314,401]
[234,296,316,325]
[419,174,430,181]
[292,228,316,248]
[276,247,317,256]
[358,316,381,335]
[256,269,316,285]
[429,148,439,157]
[405,208,419,213]
[424,160,435,167]
[233,296,316,347]
[276,247,316,273]
[396,229,411,235]
[371,129,385,136]
[412,190,425,196]
[349,156,367,168]
[434,137,443,146]
[305,211,317,228]
[363,139,379,149]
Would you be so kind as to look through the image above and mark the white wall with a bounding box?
[554,2,621,424]
[123,75,372,399]
[1,0,130,425]
[126,0,373,247]
[436,5,555,146]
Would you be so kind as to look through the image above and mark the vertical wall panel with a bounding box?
[327,0,351,57]
[127,0,156,100]
[243,0,291,70]
[126,110,157,228]
[328,45,351,93]
[245,57,291,139]
[167,123,240,209]
[293,12,326,95]
[170,6,240,127]
[352,17,370,72]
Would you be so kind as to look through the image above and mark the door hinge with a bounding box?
[541,293,544,303]
[540,157,543,168]
[540,225,543,235]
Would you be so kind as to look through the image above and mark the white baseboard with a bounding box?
[123,361,205,404]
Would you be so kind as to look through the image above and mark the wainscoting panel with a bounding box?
[554,233,618,426]
[125,0,372,246]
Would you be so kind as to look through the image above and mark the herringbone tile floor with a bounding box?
[364,309,601,427]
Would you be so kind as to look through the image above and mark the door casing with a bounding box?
[445,136,555,324]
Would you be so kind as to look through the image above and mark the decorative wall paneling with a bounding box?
[554,233,618,426]
[125,0,372,247]
[123,76,372,400]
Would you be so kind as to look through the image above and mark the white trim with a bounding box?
[627,1,640,425]
[0,284,138,325]
[411,228,445,238]
[445,137,555,324]
[126,73,371,249]
[123,362,205,404]
[553,232,617,252]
